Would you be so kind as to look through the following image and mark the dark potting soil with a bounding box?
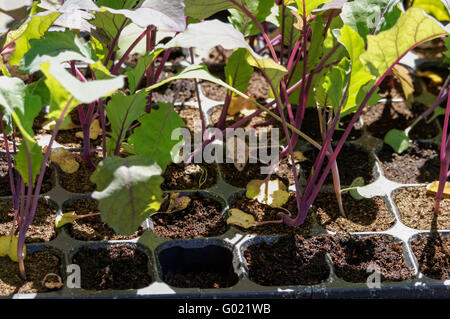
[393,186,450,230]
[301,143,374,186]
[0,154,55,196]
[0,248,62,295]
[152,69,198,104]
[57,152,102,194]
[328,234,413,283]
[203,46,234,65]
[34,109,102,149]
[362,101,439,140]
[72,244,152,290]
[174,105,203,137]
[0,198,57,243]
[377,141,440,184]
[201,71,271,102]
[163,272,237,289]
[201,81,227,101]
[413,38,447,59]
[208,104,282,136]
[411,233,450,280]
[300,108,363,142]
[161,163,218,190]
[63,198,144,241]
[244,235,330,286]
[378,75,407,99]
[219,155,298,188]
[313,192,395,233]
[229,192,313,236]
[151,193,227,239]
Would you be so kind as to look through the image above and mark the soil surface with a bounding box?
[413,38,447,59]
[300,108,363,142]
[0,153,55,196]
[313,192,395,233]
[208,104,282,136]
[393,187,450,230]
[63,198,144,241]
[174,105,203,137]
[163,271,237,289]
[378,75,406,99]
[34,109,102,149]
[244,235,330,286]
[362,101,439,140]
[411,233,450,280]
[0,198,57,243]
[220,155,298,188]
[72,244,152,290]
[377,141,440,184]
[162,163,218,190]
[201,71,271,102]
[152,69,197,104]
[301,143,374,186]
[57,152,102,193]
[328,234,413,283]
[0,248,62,295]
[151,193,226,239]
[229,192,313,236]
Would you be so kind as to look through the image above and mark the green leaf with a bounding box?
[90,9,129,44]
[245,52,287,90]
[90,155,163,236]
[99,0,186,31]
[15,141,44,186]
[166,20,287,88]
[341,0,402,42]
[360,7,448,79]
[349,177,365,200]
[224,48,254,93]
[96,0,140,9]
[129,102,185,171]
[21,30,97,74]
[277,5,301,46]
[295,0,333,17]
[444,36,450,64]
[106,90,148,154]
[228,0,275,37]
[184,0,235,20]
[384,129,410,154]
[40,61,124,119]
[0,77,43,184]
[322,61,346,110]
[7,12,60,66]
[413,0,450,21]
[126,48,164,94]
[336,25,375,116]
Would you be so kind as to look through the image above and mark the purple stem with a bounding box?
[434,86,450,213]
[189,47,206,135]
[104,19,128,67]
[112,28,151,75]
[17,97,74,277]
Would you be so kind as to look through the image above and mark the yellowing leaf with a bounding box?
[227,208,256,229]
[75,119,102,140]
[227,96,257,116]
[293,151,307,162]
[50,147,79,173]
[416,71,443,85]
[413,0,450,21]
[246,179,290,207]
[166,193,191,213]
[55,212,79,228]
[426,181,450,197]
[0,236,26,262]
[392,64,414,105]
[226,136,249,172]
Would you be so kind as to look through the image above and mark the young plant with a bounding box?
[179,0,448,227]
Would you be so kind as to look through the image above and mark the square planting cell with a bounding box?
[71,243,153,291]
[157,243,239,289]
